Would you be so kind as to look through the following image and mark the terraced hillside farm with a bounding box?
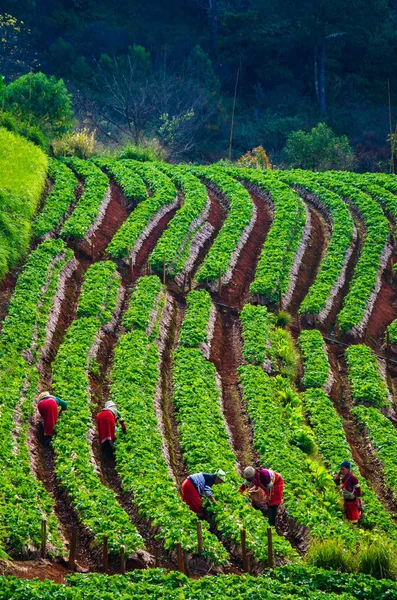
[2,135,397,597]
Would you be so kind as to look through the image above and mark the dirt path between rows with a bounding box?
[327,343,397,515]
[365,251,397,350]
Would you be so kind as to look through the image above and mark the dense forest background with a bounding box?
[2,0,397,168]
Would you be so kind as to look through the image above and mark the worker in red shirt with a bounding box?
[96,401,126,450]
[37,391,67,445]
[239,466,284,526]
[334,460,362,524]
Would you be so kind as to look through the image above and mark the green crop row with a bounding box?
[302,388,397,537]
[231,168,306,301]
[299,329,331,390]
[32,159,78,238]
[2,564,397,600]
[52,261,144,555]
[0,239,73,557]
[110,276,227,563]
[353,405,397,502]
[149,164,209,275]
[316,174,390,334]
[95,158,147,202]
[278,170,355,318]
[122,274,163,334]
[59,157,109,239]
[0,128,48,278]
[178,290,213,348]
[345,344,389,408]
[192,165,254,283]
[173,296,295,563]
[76,260,121,324]
[107,161,177,260]
[240,303,297,379]
[237,365,367,545]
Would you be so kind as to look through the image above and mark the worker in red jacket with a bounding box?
[239,466,284,526]
[96,401,126,449]
[181,470,226,517]
[334,460,362,524]
[37,391,67,444]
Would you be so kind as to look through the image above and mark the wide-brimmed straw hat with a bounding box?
[37,391,51,402]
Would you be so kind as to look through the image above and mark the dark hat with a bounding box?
[339,460,351,469]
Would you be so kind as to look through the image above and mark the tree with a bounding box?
[284,122,354,170]
[4,72,74,137]
[0,13,39,81]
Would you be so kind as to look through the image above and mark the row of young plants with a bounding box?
[316,173,390,334]
[301,388,397,537]
[52,260,144,556]
[345,344,389,408]
[106,161,177,261]
[237,304,396,546]
[110,276,227,563]
[191,165,255,285]
[352,405,397,502]
[298,329,332,391]
[149,164,211,277]
[32,159,78,239]
[59,157,110,239]
[173,292,296,563]
[229,167,307,302]
[278,170,355,320]
[0,239,73,557]
[2,565,396,599]
[178,289,213,349]
[239,304,297,379]
[0,128,48,279]
[94,158,147,203]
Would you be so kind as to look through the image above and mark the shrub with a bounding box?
[275,310,292,328]
[357,539,397,580]
[306,539,353,573]
[237,146,272,169]
[118,139,165,162]
[52,128,96,158]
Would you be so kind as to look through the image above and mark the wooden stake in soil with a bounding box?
[120,544,126,574]
[386,330,391,368]
[41,518,47,559]
[218,268,222,297]
[68,527,78,570]
[176,542,185,573]
[102,536,108,572]
[163,257,166,285]
[278,289,282,310]
[183,272,187,293]
[240,528,248,572]
[188,271,192,291]
[154,546,160,568]
[196,521,203,555]
[267,527,274,569]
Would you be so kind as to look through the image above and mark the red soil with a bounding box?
[365,252,397,349]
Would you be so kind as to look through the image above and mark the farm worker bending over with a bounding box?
[96,401,126,448]
[37,391,67,444]
[239,466,284,526]
[334,460,362,524]
[182,470,226,517]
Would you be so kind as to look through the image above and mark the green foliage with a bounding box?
[119,140,165,162]
[95,158,147,202]
[0,127,48,278]
[52,262,143,555]
[278,170,354,319]
[299,329,331,390]
[123,275,163,333]
[284,123,354,171]
[193,165,254,283]
[107,161,176,259]
[346,345,389,408]
[32,159,77,238]
[357,538,397,580]
[52,128,96,159]
[179,290,212,348]
[149,164,209,276]
[60,157,109,239]
[306,538,353,573]
[240,304,275,365]
[275,310,292,328]
[316,174,389,334]
[4,72,74,138]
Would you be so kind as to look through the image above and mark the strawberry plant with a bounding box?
[106,161,177,260]
[299,329,331,390]
[149,164,210,276]
[178,290,213,348]
[52,261,144,555]
[59,157,109,239]
[32,159,78,238]
[95,158,147,202]
[345,345,389,408]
